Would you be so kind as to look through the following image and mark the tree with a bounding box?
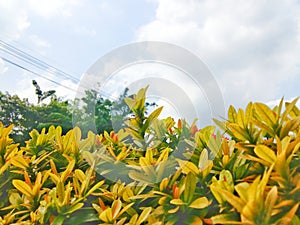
[0,92,37,143]
[32,80,56,104]
[33,98,73,134]
[72,89,113,136]
[0,85,156,143]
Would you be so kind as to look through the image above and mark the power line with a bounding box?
[1,56,80,93]
[0,39,80,83]
[0,39,116,100]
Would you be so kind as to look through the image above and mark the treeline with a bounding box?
[0,87,150,145]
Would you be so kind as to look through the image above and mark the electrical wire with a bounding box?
[1,56,80,93]
[0,39,80,83]
[0,39,116,100]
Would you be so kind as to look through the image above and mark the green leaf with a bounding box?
[184,172,197,203]
[52,215,65,225]
[64,208,100,225]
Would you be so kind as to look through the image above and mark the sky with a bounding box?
[0,0,300,125]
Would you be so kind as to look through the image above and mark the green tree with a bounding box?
[73,89,113,136]
[33,98,73,134]
[0,92,37,143]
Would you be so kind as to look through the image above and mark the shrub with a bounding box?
[0,87,299,225]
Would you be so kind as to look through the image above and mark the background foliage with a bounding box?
[0,87,134,145]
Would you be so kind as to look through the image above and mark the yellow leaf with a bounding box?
[210,214,245,224]
[176,159,199,175]
[147,106,163,123]
[10,156,29,169]
[254,103,276,126]
[228,105,237,123]
[184,172,197,203]
[73,126,81,144]
[12,180,32,197]
[279,203,299,225]
[63,182,72,205]
[215,187,245,213]
[237,109,246,128]
[100,208,113,223]
[227,124,249,141]
[170,199,185,205]
[280,116,300,138]
[274,200,294,208]
[136,207,152,225]
[64,203,84,215]
[32,172,42,196]
[245,102,253,126]
[50,159,58,175]
[117,202,134,218]
[124,98,136,111]
[74,169,85,183]
[190,217,203,225]
[235,182,250,203]
[254,145,276,165]
[48,172,60,184]
[265,186,278,217]
[111,199,122,219]
[241,203,256,221]
[86,180,105,196]
[251,118,274,134]
[122,188,134,202]
[57,181,65,203]
[198,148,209,171]
[159,178,169,191]
[0,161,10,175]
[168,206,179,214]
[282,97,299,121]
[156,148,170,164]
[189,197,210,209]
[61,159,75,182]
[158,196,168,205]
[129,214,138,224]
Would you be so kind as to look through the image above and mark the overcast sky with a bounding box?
[0,0,299,124]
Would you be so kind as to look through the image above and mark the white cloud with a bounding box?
[136,0,300,109]
[13,68,78,104]
[266,96,300,108]
[0,58,8,74]
[55,79,78,100]
[29,35,51,48]
[0,1,30,40]
[28,0,79,18]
